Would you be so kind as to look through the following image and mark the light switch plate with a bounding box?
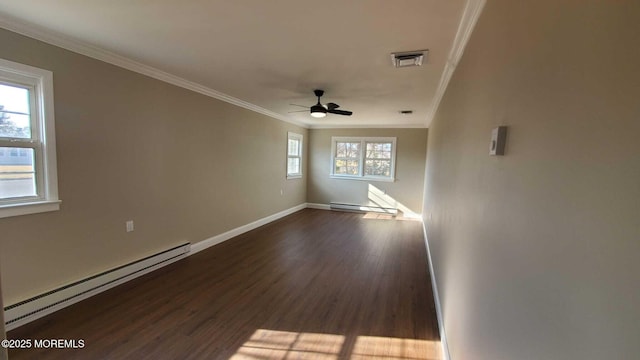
[490,126,507,155]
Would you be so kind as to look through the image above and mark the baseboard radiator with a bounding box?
[329,202,398,216]
[4,243,190,331]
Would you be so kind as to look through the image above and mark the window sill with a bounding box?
[0,200,61,219]
[286,175,303,180]
[330,175,395,183]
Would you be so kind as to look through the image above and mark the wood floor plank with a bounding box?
[7,209,440,359]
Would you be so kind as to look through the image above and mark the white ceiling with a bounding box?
[0,0,470,128]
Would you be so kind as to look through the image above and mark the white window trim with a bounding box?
[286,132,303,179]
[0,58,60,218]
[330,136,397,182]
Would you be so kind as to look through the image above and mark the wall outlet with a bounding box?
[126,220,134,232]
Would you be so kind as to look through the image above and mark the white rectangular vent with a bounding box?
[391,50,428,68]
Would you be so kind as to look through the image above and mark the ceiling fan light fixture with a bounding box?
[310,104,327,118]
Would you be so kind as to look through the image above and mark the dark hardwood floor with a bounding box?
[7,209,440,359]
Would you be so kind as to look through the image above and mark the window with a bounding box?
[286,132,303,179]
[0,58,59,218]
[330,137,397,181]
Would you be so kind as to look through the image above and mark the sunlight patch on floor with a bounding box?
[362,212,422,222]
[230,329,344,360]
[362,213,396,220]
[230,329,440,360]
[352,335,441,360]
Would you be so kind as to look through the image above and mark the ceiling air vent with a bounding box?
[391,50,428,68]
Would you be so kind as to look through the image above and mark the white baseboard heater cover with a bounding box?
[4,243,190,331]
[329,202,398,216]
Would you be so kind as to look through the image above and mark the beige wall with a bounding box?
[308,128,427,214]
[0,28,307,305]
[423,1,640,359]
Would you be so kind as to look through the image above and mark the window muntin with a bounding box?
[330,137,396,181]
[287,132,303,179]
[0,58,59,218]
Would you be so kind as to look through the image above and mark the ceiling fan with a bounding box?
[289,90,353,118]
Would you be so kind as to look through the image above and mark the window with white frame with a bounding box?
[0,58,59,218]
[286,132,303,179]
[330,137,397,181]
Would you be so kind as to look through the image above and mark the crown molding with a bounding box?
[0,14,308,129]
[424,0,486,127]
[309,123,427,129]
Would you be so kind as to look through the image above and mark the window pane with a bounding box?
[347,142,360,158]
[346,160,359,175]
[335,159,360,175]
[337,142,360,158]
[0,147,36,199]
[335,164,346,174]
[366,142,392,159]
[0,83,31,138]
[288,139,299,156]
[336,142,346,157]
[335,159,347,174]
[365,159,391,177]
[287,157,300,175]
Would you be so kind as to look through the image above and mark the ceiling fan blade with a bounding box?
[327,109,353,116]
[288,110,309,113]
[289,103,309,108]
[326,102,340,110]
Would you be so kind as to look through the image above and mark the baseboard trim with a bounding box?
[305,203,331,210]
[307,202,421,219]
[330,202,398,215]
[422,221,451,360]
[397,206,422,219]
[190,203,307,254]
